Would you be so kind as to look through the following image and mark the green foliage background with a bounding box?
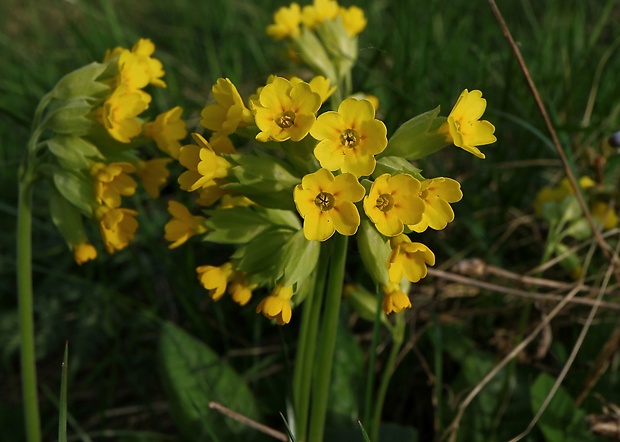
[1,0,620,440]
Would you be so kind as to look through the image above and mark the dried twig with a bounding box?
[208,401,288,441]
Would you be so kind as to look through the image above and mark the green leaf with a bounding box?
[530,373,594,442]
[51,62,111,100]
[280,229,320,286]
[356,221,390,286]
[234,229,293,285]
[49,188,87,246]
[44,98,95,135]
[47,135,104,169]
[372,156,424,180]
[158,322,261,442]
[204,207,299,244]
[52,169,94,216]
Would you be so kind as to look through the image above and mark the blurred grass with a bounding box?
[1,0,620,440]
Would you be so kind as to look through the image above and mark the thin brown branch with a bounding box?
[208,402,288,441]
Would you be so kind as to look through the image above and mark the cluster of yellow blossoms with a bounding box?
[41,39,187,265]
[165,69,495,323]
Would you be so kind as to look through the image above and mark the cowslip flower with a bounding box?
[135,158,172,199]
[339,6,367,37]
[72,242,97,265]
[294,168,365,241]
[387,234,435,283]
[143,106,187,158]
[267,3,302,40]
[381,283,412,314]
[177,133,230,192]
[97,206,139,254]
[363,173,424,237]
[442,89,496,159]
[253,77,321,142]
[301,0,339,28]
[196,262,235,301]
[256,285,294,325]
[290,75,336,104]
[311,97,387,177]
[195,183,227,207]
[409,177,463,233]
[591,202,619,230]
[98,84,149,143]
[131,38,166,88]
[228,274,258,306]
[200,78,253,136]
[91,162,137,208]
[164,201,207,249]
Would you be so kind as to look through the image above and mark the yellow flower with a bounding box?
[294,168,365,241]
[409,178,463,233]
[311,98,387,177]
[387,235,435,283]
[164,201,207,249]
[196,262,234,301]
[364,174,424,237]
[290,75,337,104]
[200,78,253,135]
[534,176,597,216]
[381,283,412,314]
[177,133,231,192]
[267,3,302,40]
[442,89,496,159]
[99,84,149,143]
[256,285,294,325]
[116,50,152,101]
[339,6,367,37]
[135,159,172,199]
[217,195,255,209]
[591,202,619,230]
[195,183,227,207]
[228,274,257,306]
[131,38,166,88]
[143,106,187,158]
[72,242,97,265]
[209,133,237,155]
[302,0,340,28]
[91,162,137,208]
[253,77,321,142]
[97,206,139,254]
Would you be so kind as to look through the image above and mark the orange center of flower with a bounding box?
[376,194,394,212]
[340,128,360,148]
[314,192,335,211]
[276,110,296,128]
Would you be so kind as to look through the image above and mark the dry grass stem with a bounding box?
[208,401,288,441]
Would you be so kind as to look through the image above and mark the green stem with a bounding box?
[293,243,330,442]
[362,285,384,428]
[370,312,405,442]
[308,234,348,442]
[431,309,443,435]
[17,172,42,442]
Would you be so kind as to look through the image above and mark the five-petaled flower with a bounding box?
[97,206,139,254]
[364,173,424,237]
[99,84,149,143]
[294,168,365,241]
[408,177,463,233]
[267,3,302,40]
[91,162,137,208]
[72,242,97,265]
[253,76,321,142]
[135,158,172,199]
[164,201,207,249]
[442,89,496,159]
[381,283,412,314]
[256,285,295,325]
[311,97,387,177]
[143,106,187,158]
[178,133,231,192]
[196,262,235,301]
[387,234,435,283]
[200,78,254,136]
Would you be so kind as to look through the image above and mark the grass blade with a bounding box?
[58,341,68,442]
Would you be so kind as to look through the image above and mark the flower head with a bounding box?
[196,262,234,301]
[143,106,187,158]
[228,274,257,306]
[97,206,139,254]
[131,38,166,88]
[294,168,365,241]
[177,133,231,192]
[200,78,253,135]
[256,285,294,325]
[442,89,496,159]
[339,6,367,37]
[387,235,435,283]
[409,177,463,233]
[98,84,149,143]
[381,283,412,314]
[135,158,172,199]
[72,242,97,265]
[267,3,302,40]
[164,200,207,249]
[253,77,321,142]
[591,201,619,230]
[301,0,340,28]
[363,173,424,237]
[311,98,387,177]
[91,162,137,208]
[290,75,336,104]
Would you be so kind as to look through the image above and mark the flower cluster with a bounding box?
[32,39,186,264]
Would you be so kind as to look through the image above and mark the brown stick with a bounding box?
[208,402,288,441]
